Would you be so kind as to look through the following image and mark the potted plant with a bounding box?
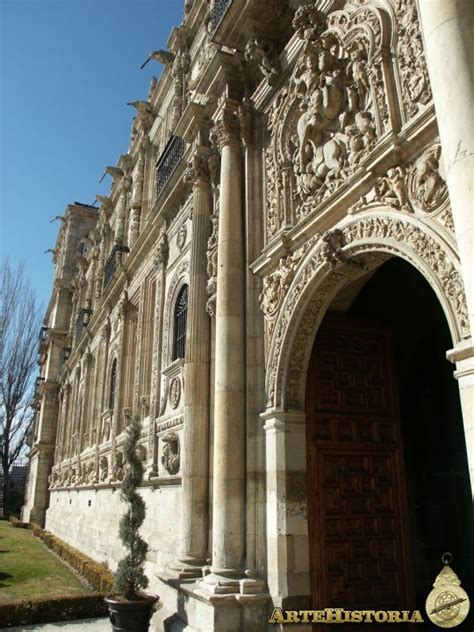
[105,414,158,631]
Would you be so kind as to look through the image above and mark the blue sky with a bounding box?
[0,0,183,309]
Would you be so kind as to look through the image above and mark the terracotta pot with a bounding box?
[105,593,159,632]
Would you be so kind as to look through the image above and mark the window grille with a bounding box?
[172,285,188,360]
[156,135,184,194]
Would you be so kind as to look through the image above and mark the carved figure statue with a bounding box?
[245,37,280,84]
[161,433,180,475]
[413,146,444,210]
[100,456,109,482]
[113,452,124,482]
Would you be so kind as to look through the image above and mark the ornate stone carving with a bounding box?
[265,213,469,409]
[154,235,169,270]
[87,460,96,484]
[208,154,221,188]
[171,50,191,129]
[214,105,240,151]
[259,253,302,319]
[187,39,216,101]
[113,451,124,481]
[245,36,281,86]
[350,146,447,215]
[177,223,187,251]
[206,201,219,317]
[99,455,109,482]
[183,154,210,186]
[407,145,447,213]
[265,2,389,238]
[169,377,181,409]
[161,432,180,475]
[321,229,346,267]
[394,0,432,119]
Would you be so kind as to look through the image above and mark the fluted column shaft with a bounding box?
[211,123,245,575]
[179,165,212,567]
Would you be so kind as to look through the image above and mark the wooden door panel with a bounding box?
[306,313,413,615]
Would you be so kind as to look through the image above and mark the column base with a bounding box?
[167,556,208,580]
[196,570,266,597]
[154,574,271,632]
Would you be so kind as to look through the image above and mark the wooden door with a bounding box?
[306,313,414,618]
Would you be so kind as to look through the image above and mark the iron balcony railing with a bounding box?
[103,244,130,289]
[209,0,233,32]
[156,135,184,194]
[76,308,93,339]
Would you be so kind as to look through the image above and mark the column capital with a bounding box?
[213,100,241,151]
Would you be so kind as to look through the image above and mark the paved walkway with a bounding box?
[2,618,110,631]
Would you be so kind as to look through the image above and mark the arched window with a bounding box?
[109,358,117,410]
[172,284,188,360]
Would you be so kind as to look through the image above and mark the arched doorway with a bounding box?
[305,258,473,618]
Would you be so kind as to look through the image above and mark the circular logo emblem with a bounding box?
[426,554,470,628]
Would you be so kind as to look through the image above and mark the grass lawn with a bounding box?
[0,520,89,603]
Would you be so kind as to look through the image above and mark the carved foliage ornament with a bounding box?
[265,215,469,409]
[394,0,432,120]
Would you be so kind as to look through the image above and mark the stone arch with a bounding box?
[266,209,469,411]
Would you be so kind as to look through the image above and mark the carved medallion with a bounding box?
[177,223,187,250]
[169,377,181,409]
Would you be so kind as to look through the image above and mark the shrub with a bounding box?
[0,594,108,628]
[115,414,149,599]
[29,524,114,594]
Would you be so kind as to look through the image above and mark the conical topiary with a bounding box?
[115,413,149,599]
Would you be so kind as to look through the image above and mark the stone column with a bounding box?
[174,151,212,574]
[208,102,246,580]
[417,0,474,332]
[447,341,474,491]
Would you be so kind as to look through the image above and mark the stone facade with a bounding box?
[23,1,474,631]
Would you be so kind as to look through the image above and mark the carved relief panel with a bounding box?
[264,0,433,243]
